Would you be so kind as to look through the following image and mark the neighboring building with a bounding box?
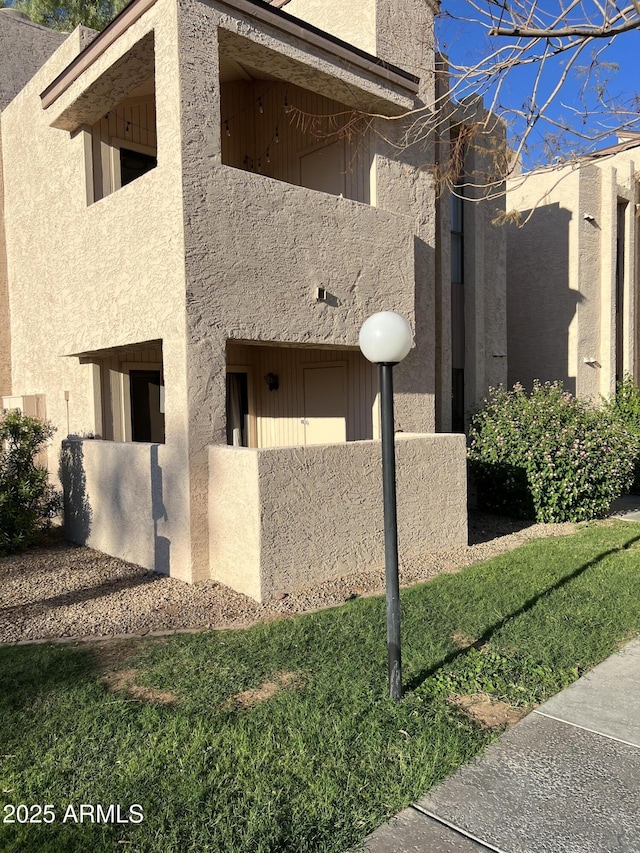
[435,90,509,433]
[1,0,507,599]
[506,135,640,401]
[0,8,69,109]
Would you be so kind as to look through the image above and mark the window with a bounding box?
[451,182,465,432]
[95,136,157,198]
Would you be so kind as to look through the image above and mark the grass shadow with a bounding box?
[0,643,100,714]
[404,533,640,693]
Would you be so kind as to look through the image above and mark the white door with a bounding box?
[302,364,347,445]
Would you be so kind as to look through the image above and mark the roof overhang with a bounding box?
[40,0,156,110]
[66,339,163,360]
[41,0,419,117]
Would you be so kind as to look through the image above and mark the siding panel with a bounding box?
[220,81,371,204]
[227,342,377,446]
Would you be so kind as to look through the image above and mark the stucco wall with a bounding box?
[284,0,377,55]
[0,10,68,111]
[507,168,581,395]
[176,0,428,582]
[365,0,439,435]
[0,131,9,397]
[208,447,262,600]
[63,438,190,576]
[209,432,467,601]
[461,110,508,410]
[285,0,438,75]
[578,165,605,399]
[0,11,69,398]
[2,0,195,580]
[184,170,417,360]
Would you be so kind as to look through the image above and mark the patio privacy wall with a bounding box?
[62,437,191,579]
[208,433,467,602]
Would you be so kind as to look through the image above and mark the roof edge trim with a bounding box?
[40,0,157,109]
[41,0,419,111]
[226,0,419,90]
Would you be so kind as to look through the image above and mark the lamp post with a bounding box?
[359,312,413,701]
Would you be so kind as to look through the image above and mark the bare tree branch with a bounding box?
[490,18,639,37]
[286,0,639,209]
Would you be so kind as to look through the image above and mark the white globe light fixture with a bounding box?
[359,312,413,701]
[358,311,413,365]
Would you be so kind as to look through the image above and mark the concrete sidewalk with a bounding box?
[362,637,640,853]
[609,493,640,522]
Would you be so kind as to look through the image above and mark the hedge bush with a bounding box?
[0,410,61,556]
[468,381,638,523]
[603,373,640,493]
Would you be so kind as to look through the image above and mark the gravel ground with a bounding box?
[0,513,577,645]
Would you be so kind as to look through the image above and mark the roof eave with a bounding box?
[41,0,419,111]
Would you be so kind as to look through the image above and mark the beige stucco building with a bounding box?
[507,136,640,401]
[0,0,506,599]
[0,8,68,399]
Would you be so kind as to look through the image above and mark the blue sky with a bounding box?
[437,0,640,168]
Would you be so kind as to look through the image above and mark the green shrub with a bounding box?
[468,381,638,523]
[0,410,61,556]
[603,373,640,493]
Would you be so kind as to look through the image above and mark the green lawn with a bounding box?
[1,520,640,853]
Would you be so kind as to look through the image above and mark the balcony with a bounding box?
[191,167,417,349]
[220,75,373,204]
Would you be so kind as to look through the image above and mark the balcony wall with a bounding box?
[208,433,467,602]
[186,167,418,348]
[184,165,420,452]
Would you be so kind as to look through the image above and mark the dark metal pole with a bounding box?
[379,362,402,701]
